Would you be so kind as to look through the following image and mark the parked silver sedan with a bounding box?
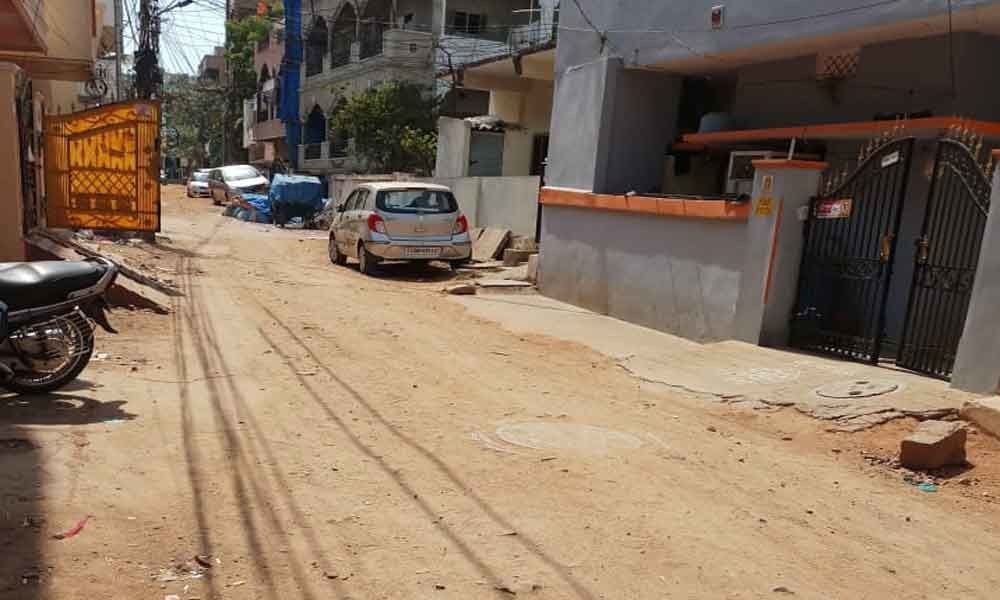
[327,182,472,275]
[186,169,211,197]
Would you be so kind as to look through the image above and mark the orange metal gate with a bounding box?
[44,101,161,231]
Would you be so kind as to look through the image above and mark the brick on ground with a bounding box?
[899,420,967,470]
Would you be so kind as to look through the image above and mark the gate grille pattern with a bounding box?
[44,101,160,232]
[791,138,915,362]
[897,139,991,379]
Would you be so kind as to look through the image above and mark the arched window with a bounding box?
[305,16,328,77]
[304,105,327,145]
[331,2,357,68]
[360,0,391,60]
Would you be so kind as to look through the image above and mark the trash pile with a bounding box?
[223,174,329,228]
[224,193,271,223]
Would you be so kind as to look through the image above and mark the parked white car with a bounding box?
[207,165,269,206]
[327,182,472,275]
[186,170,211,197]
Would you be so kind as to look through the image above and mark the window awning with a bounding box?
[681,117,1000,148]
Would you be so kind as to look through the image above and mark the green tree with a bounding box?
[332,81,439,175]
[162,72,224,168]
[224,4,280,161]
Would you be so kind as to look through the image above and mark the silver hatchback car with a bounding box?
[327,182,472,275]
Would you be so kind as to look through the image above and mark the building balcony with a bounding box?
[298,141,357,173]
[252,118,285,141]
[0,0,101,81]
[1,0,48,53]
[305,29,433,83]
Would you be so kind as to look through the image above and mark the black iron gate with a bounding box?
[896,139,992,379]
[791,137,916,362]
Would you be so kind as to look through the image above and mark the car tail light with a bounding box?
[367,213,387,234]
[453,214,469,235]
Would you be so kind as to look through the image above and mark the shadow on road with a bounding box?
[0,393,135,426]
[254,301,599,600]
[357,261,463,283]
[0,424,44,595]
[174,255,340,600]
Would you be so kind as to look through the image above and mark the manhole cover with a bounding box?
[495,423,643,454]
[815,379,899,399]
[0,438,37,454]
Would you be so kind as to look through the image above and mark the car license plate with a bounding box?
[404,247,441,258]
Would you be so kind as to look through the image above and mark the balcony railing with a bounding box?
[444,24,509,43]
[252,119,285,141]
[436,21,557,70]
[298,140,354,168]
[509,20,558,51]
[304,142,323,160]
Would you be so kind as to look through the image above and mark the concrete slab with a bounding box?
[472,228,511,262]
[900,421,967,470]
[960,397,1000,438]
[454,293,976,431]
[526,254,539,283]
[476,279,534,288]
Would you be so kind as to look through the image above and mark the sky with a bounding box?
[122,0,228,75]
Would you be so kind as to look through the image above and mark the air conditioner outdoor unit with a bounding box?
[726,151,775,196]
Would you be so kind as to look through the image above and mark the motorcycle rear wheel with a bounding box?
[1,313,94,395]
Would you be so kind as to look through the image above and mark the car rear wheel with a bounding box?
[358,243,378,276]
[328,234,347,266]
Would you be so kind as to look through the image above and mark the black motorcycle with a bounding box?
[0,259,118,394]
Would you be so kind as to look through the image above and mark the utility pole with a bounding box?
[114,0,123,100]
[222,0,231,164]
[134,0,162,99]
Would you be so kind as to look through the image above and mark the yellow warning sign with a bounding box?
[755,196,774,216]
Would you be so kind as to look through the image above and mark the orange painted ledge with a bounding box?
[539,188,750,221]
[752,159,829,170]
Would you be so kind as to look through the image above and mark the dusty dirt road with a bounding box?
[3,186,1000,599]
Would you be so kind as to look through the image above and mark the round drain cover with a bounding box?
[495,423,643,454]
[815,379,899,399]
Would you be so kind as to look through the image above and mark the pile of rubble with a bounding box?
[445,227,540,296]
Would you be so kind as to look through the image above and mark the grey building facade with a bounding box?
[539,1,1000,392]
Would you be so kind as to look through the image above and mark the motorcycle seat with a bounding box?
[0,261,107,311]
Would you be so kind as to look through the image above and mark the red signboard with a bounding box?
[815,198,853,219]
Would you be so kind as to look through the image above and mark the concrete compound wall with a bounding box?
[331,173,540,237]
[539,205,747,341]
[435,117,471,179]
[432,176,540,237]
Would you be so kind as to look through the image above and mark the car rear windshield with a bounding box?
[222,166,261,181]
[376,189,458,214]
[192,172,209,182]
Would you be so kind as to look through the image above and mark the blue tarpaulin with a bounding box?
[268,174,324,210]
[241,193,272,223]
